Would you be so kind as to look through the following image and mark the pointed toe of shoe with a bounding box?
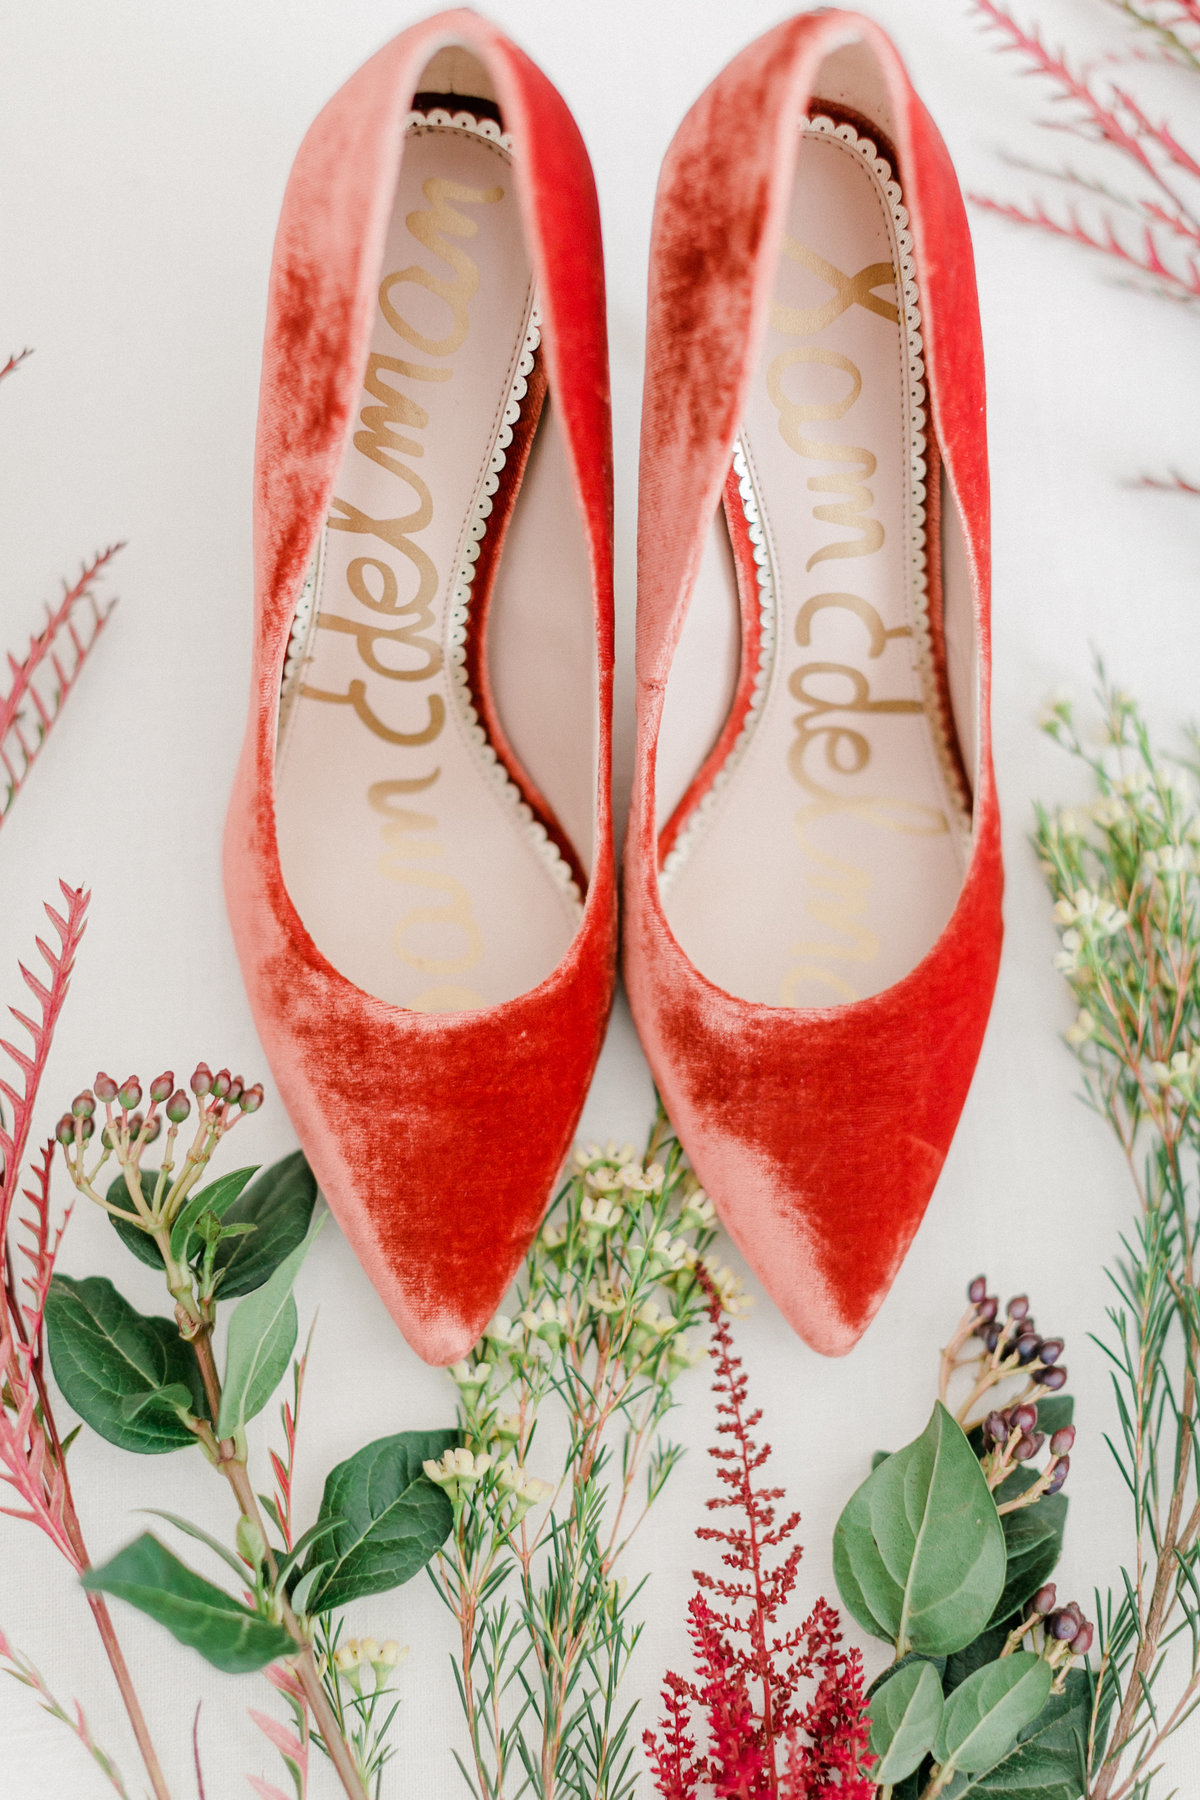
[225,775,615,1367]
[625,814,1001,1356]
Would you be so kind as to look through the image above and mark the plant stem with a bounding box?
[82,1588,173,1800]
[187,1324,367,1800]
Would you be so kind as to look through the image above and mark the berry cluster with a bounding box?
[966,1278,1068,1389]
[1006,1583,1094,1691]
[55,1063,263,1151]
[981,1400,1074,1502]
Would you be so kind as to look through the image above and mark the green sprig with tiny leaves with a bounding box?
[1036,670,1200,1800]
[428,1110,738,1800]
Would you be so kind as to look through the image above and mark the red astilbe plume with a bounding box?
[645,1280,874,1800]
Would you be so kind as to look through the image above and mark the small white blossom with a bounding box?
[1065,1009,1096,1048]
[590,1279,626,1315]
[1091,796,1126,829]
[449,1359,491,1394]
[680,1192,717,1231]
[580,1194,622,1235]
[496,1461,554,1515]
[519,1296,568,1342]
[424,1446,493,1498]
[708,1264,753,1317]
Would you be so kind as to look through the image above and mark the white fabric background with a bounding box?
[1,1,1198,1794]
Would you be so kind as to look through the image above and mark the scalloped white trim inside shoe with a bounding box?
[659,116,973,1008]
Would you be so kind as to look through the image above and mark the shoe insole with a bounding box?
[275,111,591,1014]
[660,113,971,1009]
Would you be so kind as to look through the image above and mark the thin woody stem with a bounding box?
[185,1326,367,1800]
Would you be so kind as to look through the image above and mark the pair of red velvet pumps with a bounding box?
[223,8,1003,1367]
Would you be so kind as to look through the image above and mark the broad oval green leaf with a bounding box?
[106,1170,166,1269]
[169,1166,259,1263]
[941,1668,1090,1797]
[211,1151,319,1299]
[83,1534,293,1673]
[869,1658,944,1783]
[990,1475,1067,1627]
[216,1222,320,1439]
[46,1276,205,1453]
[936,1653,1054,1775]
[304,1428,459,1613]
[834,1403,1006,1656]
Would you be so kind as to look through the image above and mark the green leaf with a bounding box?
[106,1170,166,1268]
[944,1624,1009,1695]
[304,1428,458,1612]
[216,1224,320,1439]
[45,1276,205,1453]
[169,1166,259,1264]
[990,1476,1068,1626]
[942,1670,1090,1798]
[833,1402,1006,1656]
[868,1658,944,1783]
[210,1151,319,1299]
[141,1509,249,1579]
[936,1653,1054,1774]
[867,1650,946,1700]
[83,1534,293,1674]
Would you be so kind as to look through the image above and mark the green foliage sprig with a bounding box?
[427,1115,735,1800]
[834,1280,1091,1799]
[1035,676,1200,1800]
[48,1066,460,1800]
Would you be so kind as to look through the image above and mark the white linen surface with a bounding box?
[1,0,1198,1792]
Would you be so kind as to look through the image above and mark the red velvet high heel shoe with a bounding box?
[624,12,1002,1355]
[224,11,615,1365]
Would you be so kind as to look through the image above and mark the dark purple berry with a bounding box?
[969,1276,987,1305]
[1033,1584,1057,1614]
[1039,1338,1064,1365]
[1017,1334,1044,1365]
[976,1295,999,1324]
[1050,1426,1076,1456]
[1012,1404,1039,1433]
[1050,1611,1078,1641]
[1070,1623,1094,1655]
[1046,1456,1070,1494]
[1013,1432,1038,1462]
[1040,1366,1068,1391]
[985,1323,1002,1352]
[1008,1295,1030,1321]
[984,1410,1009,1444]
[149,1072,174,1104]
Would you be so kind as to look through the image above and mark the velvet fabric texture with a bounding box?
[623,12,1003,1356]
[224,10,616,1366]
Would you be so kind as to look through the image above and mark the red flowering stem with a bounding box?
[701,1281,780,1787]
